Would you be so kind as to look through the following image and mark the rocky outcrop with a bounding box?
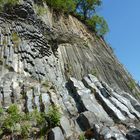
[0,0,140,139]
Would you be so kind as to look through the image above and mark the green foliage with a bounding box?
[31,109,46,127]
[0,104,61,138]
[76,0,102,19]
[79,133,85,140]
[0,107,3,114]
[0,0,19,13]
[0,0,108,36]
[45,0,76,13]
[91,68,98,77]
[21,122,31,138]
[0,105,30,138]
[128,80,136,91]
[11,32,21,47]
[5,0,19,5]
[2,104,21,132]
[47,105,61,127]
[44,0,108,36]
[86,15,109,36]
[0,0,19,9]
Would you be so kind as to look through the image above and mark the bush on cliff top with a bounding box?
[44,0,76,14]
[44,0,108,36]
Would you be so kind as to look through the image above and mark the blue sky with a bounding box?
[99,0,140,82]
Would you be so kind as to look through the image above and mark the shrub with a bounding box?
[47,105,61,127]
[21,122,31,138]
[0,104,62,138]
[45,0,76,13]
[2,104,21,132]
[31,109,46,127]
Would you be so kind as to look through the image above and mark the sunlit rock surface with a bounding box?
[0,0,140,139]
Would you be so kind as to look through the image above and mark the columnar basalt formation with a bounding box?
[0,0,140,139]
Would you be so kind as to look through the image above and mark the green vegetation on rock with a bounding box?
[44,0,108,36]
[86,15,109,36]
[128,80,136,91]
[0,0,19,6]
[0,104,61,139]
[44,0,76,13]
[47,105,61,128]
[79,133,85,140]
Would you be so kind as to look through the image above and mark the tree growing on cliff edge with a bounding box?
[86,15,109,36]
[75,0,102,20]
[45,0,108,36]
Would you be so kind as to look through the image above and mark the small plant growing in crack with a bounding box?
[47,105,61,128]
[11,32,21,48]
[79,133,85,140]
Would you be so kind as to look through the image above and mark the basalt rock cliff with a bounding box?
[0,0,140,140]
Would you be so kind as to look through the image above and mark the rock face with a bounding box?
[0,0,140,139]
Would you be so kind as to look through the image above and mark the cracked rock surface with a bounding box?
[0,0,140,139]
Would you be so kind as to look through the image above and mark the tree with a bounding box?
[86,15,109,36]
[76,0,102,20]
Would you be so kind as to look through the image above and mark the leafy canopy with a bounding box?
[86,15,109,36]
[76,0,102,19]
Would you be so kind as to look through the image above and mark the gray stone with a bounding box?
[126,129,140,140]
[41,93,50,112]
[121,91,140,113]
[60,116,73,138]
[48,127,65,140]
[77,111,99,131]
[16,8,28,18]
[26,90,33,112]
